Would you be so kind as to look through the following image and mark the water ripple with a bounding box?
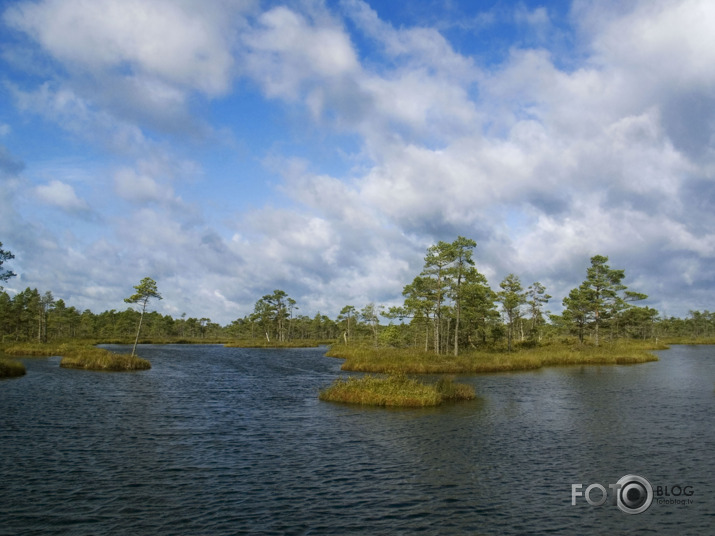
[1,344,714,535]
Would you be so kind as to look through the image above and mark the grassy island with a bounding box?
[2,343,151,371]
[0,358,26,378]
[319,374,476,407]
[325,340,664,374]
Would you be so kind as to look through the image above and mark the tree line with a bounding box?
[1,240,713,348]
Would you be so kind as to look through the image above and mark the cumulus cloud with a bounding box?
[243,5,359,96]
[3,0,253,135]
[3,0,238,94]
[2,0,714,323]
[34,180,90,212]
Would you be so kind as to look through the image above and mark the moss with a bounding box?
[319,374,476,407]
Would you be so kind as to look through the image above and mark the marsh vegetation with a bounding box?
[326,339,663,374]
[319,373,476,407]
[3,343,150,371]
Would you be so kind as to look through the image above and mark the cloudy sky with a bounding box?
[1,0,713,324]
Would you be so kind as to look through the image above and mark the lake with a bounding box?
[1,344,713,535]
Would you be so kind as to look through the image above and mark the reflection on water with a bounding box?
[1,344,713,535]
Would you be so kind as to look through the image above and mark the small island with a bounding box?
[325,339,662,375]
[0,358,26,378]
[3,343,150,372]
[1,241,712,393]
[319,373,476,407]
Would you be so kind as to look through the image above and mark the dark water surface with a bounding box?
[1,344,713,535]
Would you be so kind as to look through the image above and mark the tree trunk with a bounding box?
[594,315,600,346]
[454,302,460,356]
[131,307,145,357]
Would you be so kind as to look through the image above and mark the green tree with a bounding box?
[447,236,477,356]
[0,291,12,340]
[620,306,659,340]
[338,305,357,344]
[562,284,591,343]
[497,273,526,352]
[399,237,488,354]
[37,291,55,342]
[361,302,382,345]
[0,242,16,289]
[124,277,162,357]
[459,267,498,348]
[253,290,291,342]
[525,282,551,341]
[584,255,625,346]
[421,241,455,353]
[401,275,436,352]
[565,255,646,345]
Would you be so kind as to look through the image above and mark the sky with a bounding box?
[0,0,714,325]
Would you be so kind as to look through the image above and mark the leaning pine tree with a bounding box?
[125,277,162,357]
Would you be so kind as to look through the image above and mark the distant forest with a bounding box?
[0,239,713,350]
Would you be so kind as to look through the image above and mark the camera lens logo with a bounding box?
[616,475,653,514]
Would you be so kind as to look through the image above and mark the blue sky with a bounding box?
[1,0,714,324]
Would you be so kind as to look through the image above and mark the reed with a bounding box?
[319,373,476,407]
[0,358,26,378]
[326,340,662,374]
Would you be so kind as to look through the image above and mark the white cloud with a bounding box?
[34,180,89,212]
[114,168,173,205]
[10,82,148,155]
[3,0,715,323]
[241,5,359,99]
[588,0,715,87]
[4,0,238,96]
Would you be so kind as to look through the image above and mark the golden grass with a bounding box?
[2,342,150,371]
[0,358,26,378]
[661,336,715,345]
[59,352,150,371]
[224,339,327,348]
[326,340,663,374]
[319,373,476,407]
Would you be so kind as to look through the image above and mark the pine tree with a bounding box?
[125,277,162,356]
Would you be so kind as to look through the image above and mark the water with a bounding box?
[1,344,713,535]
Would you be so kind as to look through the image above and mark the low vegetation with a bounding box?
[326,340,664,374]
[319,373,476,407]
[0,358,26,378]
[225,339,327,348]
[60,351,151,371]
[661,336,715,346]
[2,342,150,371]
